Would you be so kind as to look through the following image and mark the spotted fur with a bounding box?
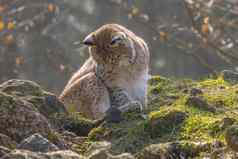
[59,24,150,119]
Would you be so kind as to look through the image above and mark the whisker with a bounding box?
[73,41,83,46]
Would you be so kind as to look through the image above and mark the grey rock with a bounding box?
[17,133,59,153]
[0,133,17,149]
[136,141,203,159]
[88,149,135,159]
[86,141,111,156]
[1,150,85,159]
[186,96,216,112]
[87,148,108,159]
[54,113,96,136]
[0,79,67,119]
[149,110,187,137]
[86,141,135,159]
[219,117,235,130]
[0,92,52,143]
[225,125,238,152]
[0,146,11,158]
[109,153,135,159]
[0,79,45,97]
[222,70,238,84]
[190,88,203,96]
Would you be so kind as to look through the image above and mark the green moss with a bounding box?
[149,107,184,120]
[55,112,95,136]
[0,92,37,112]
[148,107,187,138]
[67,103,78,114]
[88,113,152,153]
[72,141,92,155]
[180,115,221,141]
[202,87,237,108]
[47,131,59,143]
[148,76,169,86]
[88,127,107,141]
[108,122,151,153]
[197,77,229,88]
[210,118,235,140]
[147,76,191,111]
[148,76,171,96]
[136,141,210,159]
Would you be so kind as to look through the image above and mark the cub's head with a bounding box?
[83,24,138,66]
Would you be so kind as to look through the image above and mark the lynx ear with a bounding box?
[110,32,127,47]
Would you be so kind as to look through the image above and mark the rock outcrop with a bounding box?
[0,91,52,143]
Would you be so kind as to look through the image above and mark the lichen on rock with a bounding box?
[0,91,52,143]
[1,150,86,159]
[0,79,67,118]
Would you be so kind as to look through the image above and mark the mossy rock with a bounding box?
[148,108,187,138]
[54,113,97,136]
[148,76,170,86]
[88,127,107,141]
[147,76,193,110]
[1,150,85,159]
[88,113,151,154]
[222,70,238,85]
[0,134,17,149]
[210,117,235,137]
[225,125,238,152]
[148,76,170,95]
[185,96,216,113]
[85,141,135,159]
[0,79,45,97]
[0,146,11,158]
[0,79,66,119]
[0,92,52,142]
[136,141,215,159]
[24,94,66,119]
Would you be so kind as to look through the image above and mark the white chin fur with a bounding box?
[130,71,148,106]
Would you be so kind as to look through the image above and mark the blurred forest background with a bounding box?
[0,0,237,94]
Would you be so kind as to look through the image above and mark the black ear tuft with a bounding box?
[110,36,122,46]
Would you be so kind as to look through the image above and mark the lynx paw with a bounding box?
[118,100,143,113]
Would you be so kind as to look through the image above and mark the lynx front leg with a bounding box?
[117,100,143,113]
[110,88,143,112]
[105,88,144,122]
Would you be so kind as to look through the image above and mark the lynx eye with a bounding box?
[110,35,123,46]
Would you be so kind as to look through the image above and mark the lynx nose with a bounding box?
[83,34,95,46]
